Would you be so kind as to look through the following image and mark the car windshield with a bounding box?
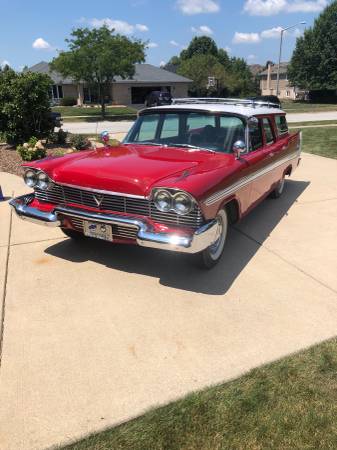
[124,111,246,154]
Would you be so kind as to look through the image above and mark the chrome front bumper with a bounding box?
[9,194,218,254]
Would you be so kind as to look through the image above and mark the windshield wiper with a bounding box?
[168,143,216,153]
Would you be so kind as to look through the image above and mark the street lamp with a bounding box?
[276,21,306,96]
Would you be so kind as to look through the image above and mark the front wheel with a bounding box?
[194,209,228,269]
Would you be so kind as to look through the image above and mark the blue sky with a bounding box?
[0,0,329,70]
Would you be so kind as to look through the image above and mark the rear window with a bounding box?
[275,115,288,135]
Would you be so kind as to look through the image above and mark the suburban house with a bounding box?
[27,61,193,105]
[258,62,306,100]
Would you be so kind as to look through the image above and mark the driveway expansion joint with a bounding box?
[234,226,337,296]
[0,192,13,369]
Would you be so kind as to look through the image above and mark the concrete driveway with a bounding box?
[0,153,337,450]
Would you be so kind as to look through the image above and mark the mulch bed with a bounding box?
[0,144,76,177]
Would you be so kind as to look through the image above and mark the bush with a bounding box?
[0,67,52,144]
[69,133,90,150]
[60,97,77,106]
[17,137,47,161]
[48,129,68,145]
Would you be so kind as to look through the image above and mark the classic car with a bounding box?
[10,98,301,269]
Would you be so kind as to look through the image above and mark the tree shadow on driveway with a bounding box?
[45,180,310,295]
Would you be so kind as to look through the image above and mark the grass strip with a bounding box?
[62,337,337,450]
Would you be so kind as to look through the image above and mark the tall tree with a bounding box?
[51,26,146,117]
[182,36,218,60]
[288,1,337,91]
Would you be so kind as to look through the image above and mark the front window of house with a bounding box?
[51,85,63,101]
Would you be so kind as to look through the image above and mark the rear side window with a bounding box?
[275,115,288,135]
[262,118,275,144]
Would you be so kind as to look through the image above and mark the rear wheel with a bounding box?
[270,175,285,198]
[61,228,86,240]
[194,209,228,269]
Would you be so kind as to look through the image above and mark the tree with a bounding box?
[182,36,218,60]
[177,54,231,97]
[288,1,337,91]
[0,68,52,144]
[51,26,146,117]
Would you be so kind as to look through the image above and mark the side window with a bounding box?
[275,115,288,135]
[262,118,275,145]
[160,114,179,139]
[137,115,160,142]
[249,120,263,151]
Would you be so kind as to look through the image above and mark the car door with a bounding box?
[262,115,290,190]
[241,116,273,207]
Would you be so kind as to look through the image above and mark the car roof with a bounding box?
[143,102,286,118]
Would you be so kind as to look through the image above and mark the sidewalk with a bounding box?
[0,154,336,450]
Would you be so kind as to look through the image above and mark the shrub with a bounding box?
[17,137,47,161]
[60,97,77,106]
[69,133,90,150]
[0,68,52,144]
[48,129,68,145]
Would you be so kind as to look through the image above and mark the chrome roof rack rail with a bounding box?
[172,97,281,109]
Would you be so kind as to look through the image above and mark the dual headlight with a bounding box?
[24,169,51,190]
[153,189,194,215]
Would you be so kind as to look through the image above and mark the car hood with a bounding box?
[32,144,233,197]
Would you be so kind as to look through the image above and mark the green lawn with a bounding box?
[292,126,337,159]
[52,106,137,118]
[289,120,337,127]
[62,338,337,450]
[282,100,337,113]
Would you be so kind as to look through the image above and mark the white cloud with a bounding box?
[170,40,181,47]
[32,38,52,50]
[247,54,256,60]
[159,61,166,67]
[147,42,158,48]
[87,18,149,34]
[176,0,220,15]
[243,0,327,16]
[191,25,213,34]
[232,32,261,44]
[224,46,232,53]
[261,26,302,38]
[0,60,10,68]
[135,24,149,32]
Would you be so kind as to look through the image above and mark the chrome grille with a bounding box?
[65,216,138,240]
[35,184,203,228]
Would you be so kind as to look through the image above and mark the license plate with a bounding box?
[83,221,113,242]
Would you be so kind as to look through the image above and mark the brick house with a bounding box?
[258,62,306,100]
[27,61,192,105]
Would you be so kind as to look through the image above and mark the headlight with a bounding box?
[172,192,193,215]
[36,172,51,190]
[154,190,172,212]
[24,169,37,187]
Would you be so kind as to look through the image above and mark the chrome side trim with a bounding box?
[205,150,300,206]
[55,182,147,199]
[9,194,218,254]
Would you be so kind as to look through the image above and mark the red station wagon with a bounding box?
[10,98,302,268]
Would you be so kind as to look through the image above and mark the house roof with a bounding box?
[259,62,289,76]
[248,64,264,77]
[26,61,192,84]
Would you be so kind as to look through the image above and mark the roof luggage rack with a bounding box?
[172,97,281,109]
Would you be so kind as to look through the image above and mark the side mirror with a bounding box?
[100,131,110,145]
[233,140,246,159]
